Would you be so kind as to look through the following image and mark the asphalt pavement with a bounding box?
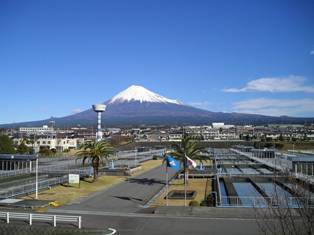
[47,164,262,234]
[56,164,177,213]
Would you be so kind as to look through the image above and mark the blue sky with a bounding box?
[0,0,314,124]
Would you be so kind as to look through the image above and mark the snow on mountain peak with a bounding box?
[109,85,180,104]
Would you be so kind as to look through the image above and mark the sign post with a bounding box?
[68,174,80,187]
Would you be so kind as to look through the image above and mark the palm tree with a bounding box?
[76,140,115,181]
[168,136,209,184]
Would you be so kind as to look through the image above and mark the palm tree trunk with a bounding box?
[92,158,100,181]
[93,166,98,181]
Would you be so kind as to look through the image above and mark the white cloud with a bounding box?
[233,98,314,117]
[72,108,82,114]
[223,75,314,93]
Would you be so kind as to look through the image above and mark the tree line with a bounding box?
[0,134,33,154]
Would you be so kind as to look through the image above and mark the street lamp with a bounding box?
[35,154,39,199]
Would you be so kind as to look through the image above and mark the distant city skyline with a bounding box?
[0,0,314,124]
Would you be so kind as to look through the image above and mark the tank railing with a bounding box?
[218,196,314,208]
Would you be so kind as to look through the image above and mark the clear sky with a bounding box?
[0,0,314,124]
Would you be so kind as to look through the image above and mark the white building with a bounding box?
[14,137,79,153]
[212,122,235,129]
[168,133,183,142]
[212,122,225,128]
[19,125,55,134]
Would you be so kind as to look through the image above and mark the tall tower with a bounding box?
[92,104,106,141]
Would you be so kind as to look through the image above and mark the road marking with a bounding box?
[104,228,117,235]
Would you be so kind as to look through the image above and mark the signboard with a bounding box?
[68,174,80,186]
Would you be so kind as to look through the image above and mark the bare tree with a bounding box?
[255,175,313,235]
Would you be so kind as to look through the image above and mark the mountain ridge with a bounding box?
[1,85,314,128]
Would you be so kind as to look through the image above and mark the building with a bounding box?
[290,155,314,176]
[19,125,55,135]
[14,137,79,153]
[212,123,225,128]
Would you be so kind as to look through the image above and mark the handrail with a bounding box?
[0,175,68,198]
[218,196,314,208]
[0,168,31,178]
[0,211,81,228]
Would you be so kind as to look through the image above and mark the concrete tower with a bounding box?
[92,104,106,141]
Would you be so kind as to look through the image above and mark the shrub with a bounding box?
[189,200,200,207]
[207,194,215,207]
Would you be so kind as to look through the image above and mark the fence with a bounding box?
[0,175,68,199]
[218,196,314,208]
[39,156,76,162]
[38,166,93,176]
[0,211,81,229]
[0,168,31,178]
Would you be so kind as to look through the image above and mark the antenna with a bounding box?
[92,104,106,141]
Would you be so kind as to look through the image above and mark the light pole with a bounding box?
[134,147,137,166]
[35,155,39,199]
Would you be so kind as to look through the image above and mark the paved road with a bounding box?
[48,164,262,234]
[57,164,177,213]
[47,209,260,235]
[84,214,260,235]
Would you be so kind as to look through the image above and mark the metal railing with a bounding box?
[0,175,68,199]
[0,168,31,178]
[0,211,81,229]
[38,165,93,176]
[218,196,314,208]
[39,156,76,162]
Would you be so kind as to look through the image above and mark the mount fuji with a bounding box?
[2,85,314,127]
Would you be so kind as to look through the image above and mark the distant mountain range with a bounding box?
[1,85,314,128]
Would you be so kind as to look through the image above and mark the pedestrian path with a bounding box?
[51,164,177,213]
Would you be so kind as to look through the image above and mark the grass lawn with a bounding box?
[22,159,163,209]
[22,175,124,209]
[279,142,314,151]
[151,178,211,207]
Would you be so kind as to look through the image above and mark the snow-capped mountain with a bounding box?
[109,85,179,104]
[1,85,314,127]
